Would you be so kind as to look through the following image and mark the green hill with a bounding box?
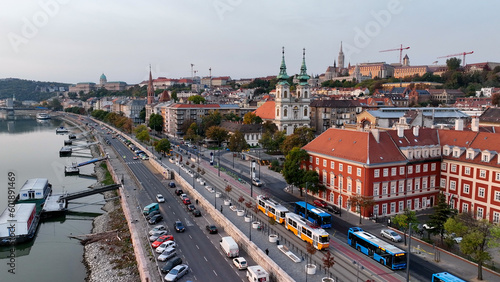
[0,78,70,101]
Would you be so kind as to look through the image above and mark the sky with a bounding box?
[1,0,499,85]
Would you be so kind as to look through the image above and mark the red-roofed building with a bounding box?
[302,126,500,223]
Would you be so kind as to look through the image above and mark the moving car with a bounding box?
[233,257,247,270]
[160,257,182,274]
[206,225,218,234]
[187,204,195,212]
[152,235,174,248]
[174,220,185,232]
[182,198,191,205]
[380,229,402,242]
[164,264,189,282]
[252,178,263,187]
[175,189,183,196]
[313,199,328,208]
[192,209,201,217]
[149,225,166,235]
[168,182,176,188]
[156,194,165,203]
[148,214,163,225]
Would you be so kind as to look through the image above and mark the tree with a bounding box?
[243,112,262,124]
[134,124,149,135]
[492,92,500,106]
[282,148,308,196]
[228,130,249,152]
[201,110,222,134]
[260,130,286,154]
[301,170,322,194]
[322,250,335,278]
[184,122,202,143]
[306,241,317,264]
[187,95,205,104]
[280,127,315,156]
[428,192,458,242]
[348,194,375,225]
[444,212,500,280]
[206,126,229,147]
[136,130,150,142]
[139,107,146,122]
[155,138,171,155]
[49,98,63,111]
[171,90,178,102]
[392,209,419,246]
[446,57,462,71]
[261,120,278,135]
[148,113,163,133]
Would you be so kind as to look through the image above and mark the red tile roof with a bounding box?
[254,101,275,120]
[172,104,220,109]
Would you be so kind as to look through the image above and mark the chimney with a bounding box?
[371,128,380,143]
[413,126,419,137]
[455,119,464,131]
[471,117,479,132]
[397,125,404,138]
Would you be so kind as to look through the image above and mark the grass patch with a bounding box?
[100,163,115,185]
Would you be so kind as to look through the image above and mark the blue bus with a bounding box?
[294,201,332,228]
[431,272,467,282]
[347,227,407,270]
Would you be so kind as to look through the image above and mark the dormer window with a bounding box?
[443,146,450,156]
[483,155,489,162]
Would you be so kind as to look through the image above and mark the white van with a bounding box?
[220,236,239,258]
[246,265,269,282]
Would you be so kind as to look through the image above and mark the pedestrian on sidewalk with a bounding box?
[265,248,269,255]
[220,205,223,213]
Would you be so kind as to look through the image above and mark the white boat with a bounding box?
[36,113,50,120]
[56,127,69,134]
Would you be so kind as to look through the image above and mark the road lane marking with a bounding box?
[213,270,218,276]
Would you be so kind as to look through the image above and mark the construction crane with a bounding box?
[437,51,474,66]
[379,44,410,65]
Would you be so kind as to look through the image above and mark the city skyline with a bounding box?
[1,0,499,84]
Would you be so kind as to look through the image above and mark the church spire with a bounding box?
[277,47,289,84]
[298,48,310,85]
[338,41,345,69]
[147,64,154,104]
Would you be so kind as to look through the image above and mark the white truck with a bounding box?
[220,236,239,258]
[246,265,269,282]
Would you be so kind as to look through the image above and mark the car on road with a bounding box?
[174,220,185,232]
[252,178,263,187]
[206,225,218,234]
[180,193,188,200]
[152,234,174,248]
[192,209,201,217]
[313,199,328,208]
[156,194,165,203]
[149,225,166,235]
[175,189,183,196]
[380,229,402,242]
[325,205,341,214]
[233,257,247,270]
[161,257,182,274]
[187,204,195,212]
[145,210,160,220]
[133,156,138,160]
[149,230,169,242]
[182,198,191,205]
[164,264,189,282]
[148,214,163,225]
[168,182,176,188]
[156,241,177,253]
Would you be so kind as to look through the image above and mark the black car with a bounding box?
[187,204,195,212]
[175,189,184,196]
[192,209,201,217]
[148,214,163,225]
[168,182,176,188]
[145,210,160,220]
[206,225,218,234]
[325,205,341,214]
[174,220,185,232]
[161,256,182,273]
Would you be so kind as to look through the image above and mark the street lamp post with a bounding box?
[250,160,255,198]
[353,260,364,282]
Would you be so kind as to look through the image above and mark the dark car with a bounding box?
[192,209,201,217]
[145,210,160,220]
[206,224,218,234]
[168,182,176,188]
[148,214,163,225]
[175,189,184,196]
[187,204,195,212]
[174,220,185,232]
[161,256,182,273]
[325,205,341,214]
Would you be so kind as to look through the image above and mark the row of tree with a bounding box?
[90,110,133,133]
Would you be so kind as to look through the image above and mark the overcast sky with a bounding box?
[1,0,498,85]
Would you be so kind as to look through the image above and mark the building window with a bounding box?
[478,187,485,198]
[315,157,319,165]
[495,191,500,201]
[451,165,457,173]
[374,169,380,178]
[330,174,335,187]
[414,198,420,209]
[391,167,397,176]
[496,172,500,181]
[480,170,486,178]
[440,178,446,188]
[463,203,468,213]
[348,166,352,174]
[431,163,436,171]
[390,202,396,214]
[339,177,343,189]
[422,178,428,189]
[494,212,500,224]
[374,183,379,196]
[408,166,413,174]
[400,166,405,175]
[407,179,412,191]
[330,161,335,169]
[463,184,470,194]
[383,168,388,177]
[478,207,484,219]
[450,180,456,191]
[415,178,420,191]
[322,170,327,184]
[356,182,361,194]
[399,201,404,212]
[391,182,396,195]
[373,205,379,216]
[357,168,361,177]
[423,164,428,172]
[430,176,435,188]
[323,159,327,167]
[309,156,312,163]
[382,204,387,215]
[483,154,490,162]
[382,183,388,195]
[339,163,343,172]
[416,165,421,173]
[465,167,471,175]
[347,179,352,191]
[399,181,404,193]
[407,199,412,210]
[441,163,447,171]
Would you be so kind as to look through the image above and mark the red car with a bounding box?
[183,198,191,205]
[152,235,174,248]
[313,199,328,208]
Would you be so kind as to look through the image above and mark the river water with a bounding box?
[0,115,104,281]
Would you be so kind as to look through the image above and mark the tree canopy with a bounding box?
[155,138,171,155]
[280,127,315,156]
[228,130,248,152]
[205,126,229,147]
[148,113,163,133]
[392,209,419,245]
[243,112,262,124]
[428,192,458,242]
[282,147,309,196]
[187,95,206,104]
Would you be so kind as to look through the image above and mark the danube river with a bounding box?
[0,115,104,281]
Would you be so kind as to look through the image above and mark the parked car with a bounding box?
[233,257,247,270]
[252,178,263,187]
[152,234,174,248]
[192,209,201,217]
[149,230,169,242]
[180,193,188,200]
[149,225,166,235]
[175,189,184,196]
[206,224,218,234]
[313,199,328,208]
[145,210,160,220]
[444,233,463,243]
[183,198,191,205]
[156,241,177,253]
[168,182,176,188]
[160,257,182,273]
[148,214,163,225]
[325,205,341,214]
[380,229,402,242]
[158,246,177,261]
[164,264,189,282]
[156,194,165,203]
[174,220,185,232]
[187,204,195,212]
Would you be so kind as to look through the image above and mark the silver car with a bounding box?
[164,264,189,281]
[149,230,168,242]
[380,229,402,242]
